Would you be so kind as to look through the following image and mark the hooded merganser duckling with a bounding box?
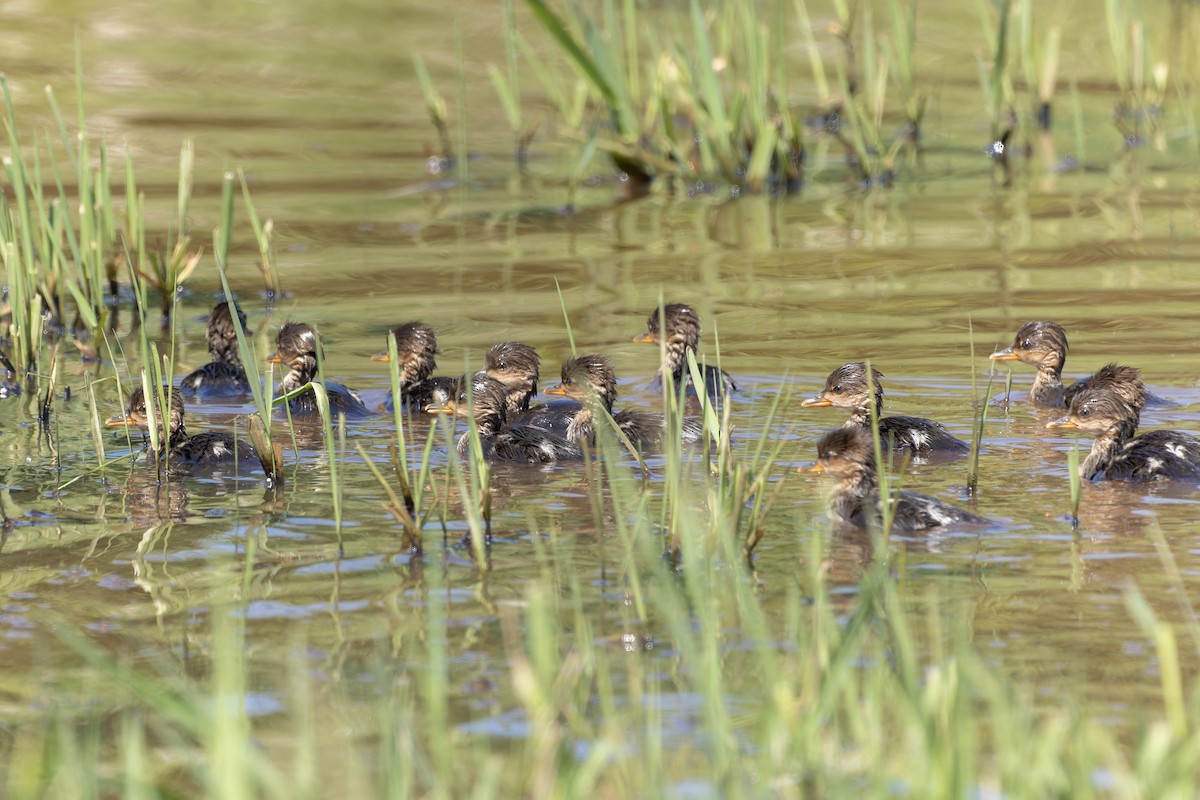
[267,322,371,419]
[371,322,461,412]
[428,374,582,464]
[1046,363,1200,481]
[798,427,990,531]
[544,354,705,448]
[483,341,540,416]
[990,321,1171,408]
[483,340,581,434]
[180,301,252,397]
[632,303,736,407]
[106,386,256,467]
[801,363,969,455]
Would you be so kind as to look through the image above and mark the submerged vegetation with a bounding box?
[4,0,1200,796]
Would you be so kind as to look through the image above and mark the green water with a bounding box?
[4,0,1200,792]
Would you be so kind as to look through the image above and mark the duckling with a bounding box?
[798,427,990,531]
[483,340,580,434]
[801,362,969,455]
[990,321,1170,408]
[106,386,256,467]
[1046,363,1200,481]
[371,322,461,411]
[180,301,252,397]
[428,373,582,464]
[632,303,736,407]
[544,354,705,448]
[267,322,371,418]
[483,341,541,416]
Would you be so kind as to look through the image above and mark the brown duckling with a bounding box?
[180,301,252,397]
[267,322,371,418]
[798,427,990,531]
[990,321,1170,408]
[801,362,969,455]
[1046,363,1200,481]
[428,373,582,464]
[483,341,541,416]
[371,322,461,412]
[483,340,580,434]
[544,354,705,448]
[632,303,736,408]
[106,386,256,467]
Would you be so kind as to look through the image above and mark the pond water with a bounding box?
[4,0,1200,791]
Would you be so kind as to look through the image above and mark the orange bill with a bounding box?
[543,385,569,396]
[989,346,1019,361]
[265,352,283,364]
[425,401,459,416]
[105,414,136,428]
[1045,416,1078,430]
[796,463,826,474]
[800,397,832,408]
[631,332,657,344]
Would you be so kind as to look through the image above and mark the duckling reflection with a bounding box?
[801,362,969,456]
[798,427,989,531]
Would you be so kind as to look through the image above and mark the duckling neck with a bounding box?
[282,356,318,394]
[831,467,877,522]
[566,406,596,445]
[1030,366,1065,406]
[158,424,190,457]
[211,337,242,366]
[844,396,882,428]
[1082,418,1138,479]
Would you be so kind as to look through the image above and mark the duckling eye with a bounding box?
[1078,406,1091,417]
[1021,339,1031,349]
[831,383,843,393]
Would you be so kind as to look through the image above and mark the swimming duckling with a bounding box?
[371,322,461,411]
[544,353,705,448]
[106,386,256,467]
[990,321,1170,408]
[798,427,990,531]
[180,301,252,397]
[1046,363,1200,481]
[267,322,371,418]
[632,303,736,408]
[428,374,582,464]
[801,362,969,455]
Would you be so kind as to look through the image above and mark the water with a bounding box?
[4,0,1200,788]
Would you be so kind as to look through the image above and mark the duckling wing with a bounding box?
[1112,431,1200,481]
[489,424,584,464]
[325,382,373,418]
[171,432,256,467]
[515,399,583,438]
[879,416,970,454]
[887,490,989,531]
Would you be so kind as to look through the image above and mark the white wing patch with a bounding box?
[908,430,929,450]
